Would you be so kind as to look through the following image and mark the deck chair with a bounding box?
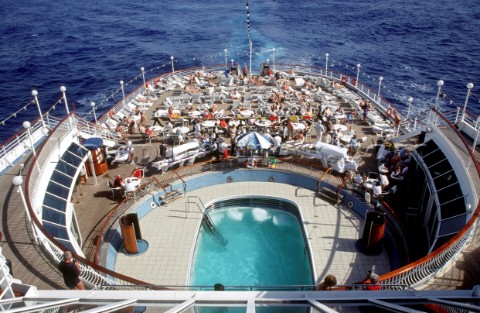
[111,146,130,164]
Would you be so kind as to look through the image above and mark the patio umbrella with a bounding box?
[236,131,273,150]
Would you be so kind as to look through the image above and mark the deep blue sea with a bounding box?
[0,0,479,143]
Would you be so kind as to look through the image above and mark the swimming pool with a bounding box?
[189,197,314,289]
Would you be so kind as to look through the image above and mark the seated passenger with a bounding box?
[131,167,144,180]
[316,274,337,291]
[113,175,124,188]
[364,273,381,291]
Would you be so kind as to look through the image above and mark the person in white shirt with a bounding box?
[379,173,389,190]
[372,181,383,198]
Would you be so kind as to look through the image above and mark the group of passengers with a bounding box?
[315,270,381,291]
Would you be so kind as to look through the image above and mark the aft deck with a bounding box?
[1,74,479,291]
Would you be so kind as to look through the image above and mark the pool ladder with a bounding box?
[186,196,228,246]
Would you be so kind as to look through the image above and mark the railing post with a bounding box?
[461,83,474,123]
[377,76,383,104]
[355,64,361,88]
[325,53,329,73]
[454,106,461,124]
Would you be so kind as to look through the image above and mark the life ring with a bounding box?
[150,201,157,209]
[347,201,354,209]
[227,176,233,183]
[269,176,275,182]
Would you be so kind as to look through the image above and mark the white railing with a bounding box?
[0,116,61,176]
[0,247,14,299]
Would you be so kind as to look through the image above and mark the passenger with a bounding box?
[131,167,144,180]
[316,274,337,291]
[113,175,124,188]
[364,273,381,291]
[372,181,382,198]
[243,64,248,78]
[58,251,85,290]
[379,173,389,190]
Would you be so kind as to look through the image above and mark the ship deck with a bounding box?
[1,80,480,290]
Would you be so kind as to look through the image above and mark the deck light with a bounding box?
[12,175,38,244]
[272,48,276,70]
[141,67,146,92]
[325,53,329,73]
[60,86,69,115]
[406,97,413,120]
[377,76,384,101]
[31,90,46,129]
[461,83,474,122]
[120,80,125,107]
[224,49,228,69]
[355,64,361,88]
[91,102,97,125]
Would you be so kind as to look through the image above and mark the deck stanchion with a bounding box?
[377,76,383,103]
[141,67,146,95]
[60,86,69,115]
[355,64,361,88]
[249,41,253,76]
[272,48,276,71]
[461,83,474,122]
[13,176,38,244]
[433,80,444,125]
[120,80,125,107]
[32,90,46,129]
[224,49,228,69]
[91,102,98,126]
[325,53,329,73]
[171,56,175,73]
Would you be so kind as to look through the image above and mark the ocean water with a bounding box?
[0,0,479,142]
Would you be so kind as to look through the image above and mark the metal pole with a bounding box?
[224,49,228,69]
[23,122,36,158]
[325,53,329,74]
[355,64,361,88]
[120,80,125,107]
[31,90,46,128]
[377,76,383,102]
[433,80,444,125]
[60,86,70,115]
[461,83,474,122]
[23,121,41,172]
[141,67,146,91]
[272,48,276,71]
[91,102,98,125]
[249,41,253,76]
[12,176,39,244]
[231,59,234,68]
[171,56,175,73]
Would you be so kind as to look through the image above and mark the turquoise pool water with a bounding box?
[190,207,313,287]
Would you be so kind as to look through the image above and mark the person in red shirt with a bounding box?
[131,167,144,180]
